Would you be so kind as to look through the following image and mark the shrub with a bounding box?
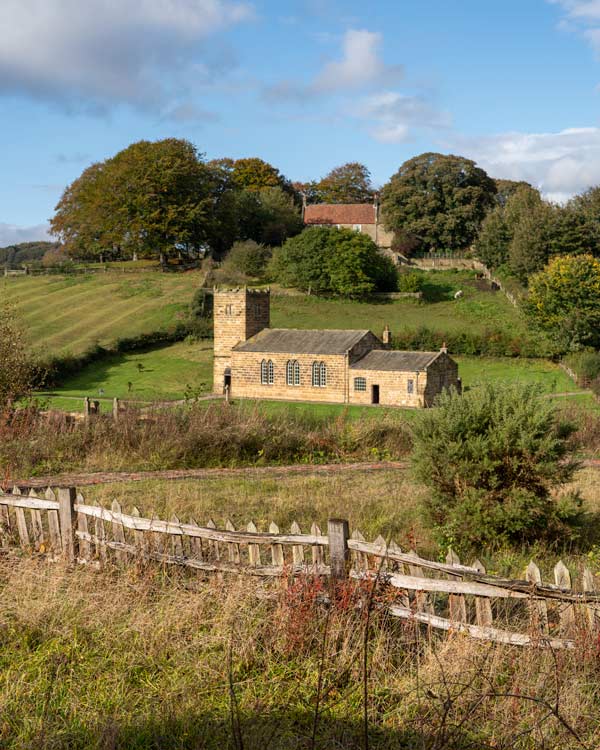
[563,350,600,385]
[221,240,272,279]
[411,383,582,553]
[271,226,397,298]
[397,270,424,293]
[0,307,36,412]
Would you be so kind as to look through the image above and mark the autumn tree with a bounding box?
[0,307,35,412]
[231,157,290,193]
[526,254,600,350]
[381,153,497,253]
[315,162,374,204]
[52,139,215,263]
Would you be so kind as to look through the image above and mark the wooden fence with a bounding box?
[1,486,599,650]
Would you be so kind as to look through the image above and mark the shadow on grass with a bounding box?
[33,711,455,750]
[420,280,455,303]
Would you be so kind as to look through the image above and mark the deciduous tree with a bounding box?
[315,162,374,204]
[0,307,35,412]
[381,153,497,253]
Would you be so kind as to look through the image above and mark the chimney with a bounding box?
[382,324,391,348]
[301,191,307,220]
[440,342,448,354]
[373,191,380,223]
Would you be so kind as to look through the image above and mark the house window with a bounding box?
[286,360,301,386]
[312,361,327,387]
[354,377,366,392]
[225,304,233,316]
[353,224,362,232]
[261,359,274,385]
[407,378,414,394]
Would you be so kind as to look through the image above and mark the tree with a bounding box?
[475,206,511,268]
[381,153,497,253]
[221,240,271,279]
[411,383,581,552]
[51,139,215,263]
[526,254,600,350]
[494,178,537,207]
[270,226,397,298]
[231,157,287,192]
[315,162,374,204]
[0,307,35,412]
[508,201,554,282]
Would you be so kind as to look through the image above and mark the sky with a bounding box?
[2,0,600,245]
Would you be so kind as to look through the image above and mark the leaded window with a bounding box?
[312,361,327,387]
[286,360,300,386]
[354,377,366,392]
[407,378,414,394]
[261,359,274,385]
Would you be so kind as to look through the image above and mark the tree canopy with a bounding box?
[526,254,600,350]
[269,226,397,298]
[381,153,497,254]
[314,162,374,204]
[52,139,214,262]
[0,307,35,412]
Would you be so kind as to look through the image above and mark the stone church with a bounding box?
[213,288,460,407]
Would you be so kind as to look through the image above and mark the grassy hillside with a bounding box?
[1,271,204,355]
[3,269,530,359]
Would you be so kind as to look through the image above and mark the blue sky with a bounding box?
[2,0,600,245]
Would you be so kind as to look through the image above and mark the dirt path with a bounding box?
[6,458,600,490]
[6,461,410,489]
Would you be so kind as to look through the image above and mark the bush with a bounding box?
[0,307,36,412]
[397,270,424,293]
[563,350,600,385]
[221,240,272,279]
[411,383,582,553]
[271,226,397,298]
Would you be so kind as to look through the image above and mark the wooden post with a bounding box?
[58,487,77,561]
[328,518,349,580]
[526,561,549,635]
[112,398,120,421]
[83,397,91,418]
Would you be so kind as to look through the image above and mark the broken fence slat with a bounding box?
[270,522,284,567]
[526,561,549,635]
[446,549,468,624]
[472,559,494,627]
[76,492,91,561]
[554,561,576,634]
[247,522,261,566]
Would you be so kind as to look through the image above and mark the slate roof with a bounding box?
[351,350,442,372]
[233,328,372,355]
[304,203,376,225]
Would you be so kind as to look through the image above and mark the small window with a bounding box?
[354,377,366,392]
[261,359,274,385]
[319,362,327,387]
[293,360,300,386]
[225,304,233,316]
[407,378,414,394]
[353,224,362,232]
[312,361,327,387]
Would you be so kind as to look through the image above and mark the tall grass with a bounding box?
[1,558,599,749]
[0,402,412,479]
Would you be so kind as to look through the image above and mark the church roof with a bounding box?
[351,350,442,372]
[304,203,376,225]
[233,328,373,355]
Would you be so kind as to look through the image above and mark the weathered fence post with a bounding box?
[112,398,120,421]
[328,518,349,580]
[83,397,91,419]
[58,487,77,561]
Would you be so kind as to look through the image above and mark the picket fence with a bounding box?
[1,486,600,650]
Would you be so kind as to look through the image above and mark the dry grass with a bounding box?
[1,557,600,749]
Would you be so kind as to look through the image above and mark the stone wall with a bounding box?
[423,354,461,406]
[230,351,348,403]
[348,368,425,407]
[213,288,270,392]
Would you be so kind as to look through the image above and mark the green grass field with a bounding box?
[39,339,588,413]
[4,269,528,358]
[1,270,204,355]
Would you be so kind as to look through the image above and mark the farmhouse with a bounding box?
[303,196,395,251]
[213,288,460,407]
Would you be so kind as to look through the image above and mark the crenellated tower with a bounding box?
[213,287,270,392]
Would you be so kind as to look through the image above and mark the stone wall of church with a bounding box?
[348,368,426,407]
[230,351,348,403]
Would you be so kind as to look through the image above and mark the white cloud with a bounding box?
[451,126,600,200]
[549,1,600,53]
[264,27,401,100]
[0,223,51,247]
[314,29,401,91]
[0,0,253,113]
[357,91,450,143]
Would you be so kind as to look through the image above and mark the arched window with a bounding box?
[267,360,274,385]
[261,359,268,385]
[287,360,301,386]
[312,361,326,387]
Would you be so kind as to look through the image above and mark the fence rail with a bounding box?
[1,486,599,650]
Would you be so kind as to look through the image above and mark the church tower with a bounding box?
[213,287,270,393]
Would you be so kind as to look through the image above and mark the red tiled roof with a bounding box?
[304,203,376,225]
